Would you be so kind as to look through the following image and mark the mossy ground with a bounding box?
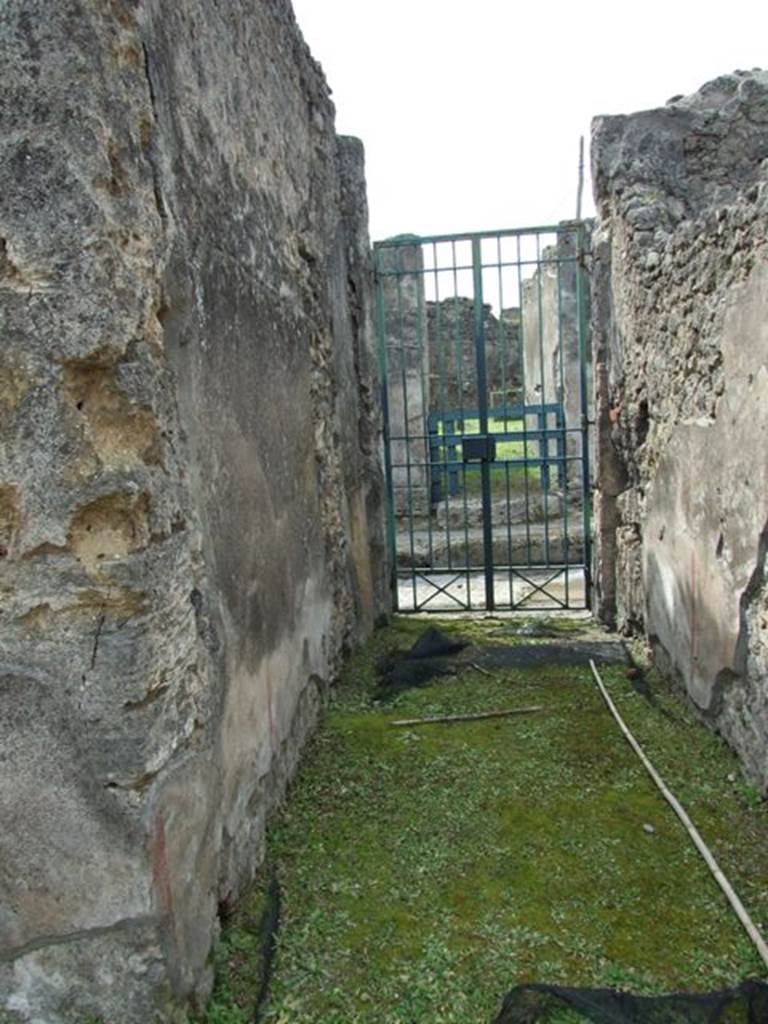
[203,616,768,1023]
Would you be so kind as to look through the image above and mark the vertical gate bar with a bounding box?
[394,247,418,610]
[556,409,566,490]
[445,423,456,570]
[428,416,440,505]
[416,244,434,571]
[433,245,455,579]
[497,236,507,414]
[557,236,570,608]
[447,417,459,498]
[504,460,514,604]
[537,410,546,491]
[576,222,593,608]
[555,241,567,496]
[535,233,552,568]
[515,235,532,569]
[472,237,495,611]
[498,236,513,607]
[374,247,398,609]
[453,241,472,609]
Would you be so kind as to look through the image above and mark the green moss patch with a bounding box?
[205,617,768,1023]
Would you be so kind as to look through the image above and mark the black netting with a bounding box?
[473,641,629,671]
[492,980,768,1024]
[374,628,468,699]
[374,628,629,701]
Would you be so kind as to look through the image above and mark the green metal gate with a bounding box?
[373,223,592,613]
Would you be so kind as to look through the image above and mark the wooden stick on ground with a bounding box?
[389,706,543,728]
[589,658,768,973]
[468,661,494,678]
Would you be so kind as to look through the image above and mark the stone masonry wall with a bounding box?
[591,70,768,792]
[0,2,386,1021]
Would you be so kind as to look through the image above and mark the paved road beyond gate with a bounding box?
[373,223,592,612]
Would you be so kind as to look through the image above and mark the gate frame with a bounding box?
[373,221,593,614]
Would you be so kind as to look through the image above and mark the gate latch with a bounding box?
[461,434,496,462]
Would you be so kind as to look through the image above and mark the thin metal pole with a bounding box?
[576,136,585,221]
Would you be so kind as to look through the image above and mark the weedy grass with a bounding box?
[204,616,768,1024]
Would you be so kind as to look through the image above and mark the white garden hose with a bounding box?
[589,659,768,973]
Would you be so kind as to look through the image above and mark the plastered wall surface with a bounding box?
[0,2,386,1020]
[591,70,768,791]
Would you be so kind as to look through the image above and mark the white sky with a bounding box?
[291,0,767,242]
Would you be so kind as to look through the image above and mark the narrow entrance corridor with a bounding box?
[203,617,768,1023]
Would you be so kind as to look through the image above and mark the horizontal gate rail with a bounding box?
[374,221,585,248]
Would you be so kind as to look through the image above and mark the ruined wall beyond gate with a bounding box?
[0,2,386,1020]
[521,228,586,490]
[426,298,522,409]
[591,71,768,792]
